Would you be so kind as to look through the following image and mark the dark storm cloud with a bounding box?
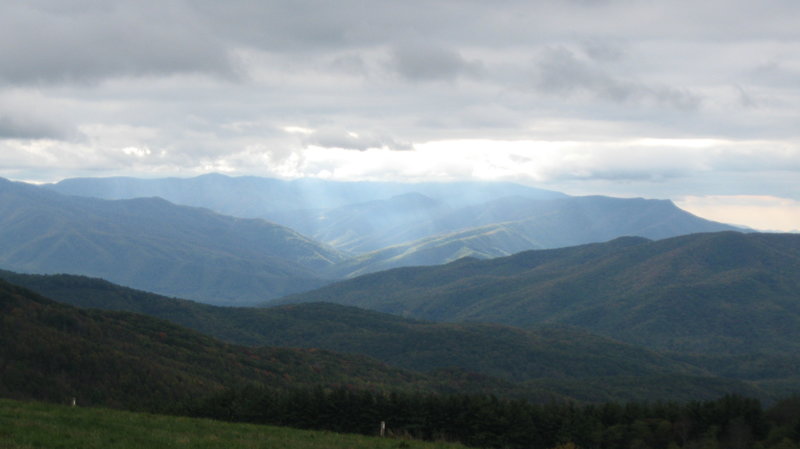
[535,46,701,110]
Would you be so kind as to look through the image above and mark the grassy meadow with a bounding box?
[0,398,465,449]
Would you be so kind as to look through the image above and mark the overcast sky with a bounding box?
[1,0,799,231]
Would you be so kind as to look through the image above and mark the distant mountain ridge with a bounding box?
[329,195,738,277]
[2,174,742,305]
[48,173,565,222]
[46,174,738,275]
[0,177,344,304]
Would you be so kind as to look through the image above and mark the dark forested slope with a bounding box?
[0,270,705,382]
[0,278,477,410]
[0,269,774,403]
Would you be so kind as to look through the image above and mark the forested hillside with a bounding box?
[0,269,775,403]
[284,232,800,356]
[0,279,458,410]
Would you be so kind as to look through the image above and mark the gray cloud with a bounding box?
[329,54,370,77]
[0,113,74,140]
[388,43,483,82]
[0,1,235,85]
[582,41,627,63]
[535,46,702,110]
[0,94,79,140]
[734,85,759,109]
[0,0,798,229]
[748,61,800,88]
[305,128,413,151]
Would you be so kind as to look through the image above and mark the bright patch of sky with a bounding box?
[0,0,798,231]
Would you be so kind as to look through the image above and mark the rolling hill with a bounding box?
[282,232,800,356]
[0,177,344,304]
[0,269,774,403]
[0,278,442,411]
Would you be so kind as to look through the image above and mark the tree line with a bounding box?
[185,386,800,449]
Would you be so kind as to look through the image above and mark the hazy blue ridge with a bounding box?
[13,174,749,309]
[47,174,737,270]
[325,195,739,277]
[0,177,345,305]
[47,173,565,221]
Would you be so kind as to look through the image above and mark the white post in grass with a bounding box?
[380,420,386,437]
[71,397,76,407]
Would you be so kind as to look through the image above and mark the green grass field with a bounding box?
[0,398,466,449]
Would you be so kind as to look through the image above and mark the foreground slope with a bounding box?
[284,232,800,355]
[0,398,467,449]
[0,270,770,402]
[0,177,344,304]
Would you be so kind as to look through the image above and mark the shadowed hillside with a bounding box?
[0,269,772,403]
[0,278,455,411]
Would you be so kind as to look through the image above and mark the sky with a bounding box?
[1,1,799,231]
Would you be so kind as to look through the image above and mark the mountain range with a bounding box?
[327,194,738,277]
[0,174,733,303]
[47,173,565,216]
[47,175,736,264]
[0,177,343,304]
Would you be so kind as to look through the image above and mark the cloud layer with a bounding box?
[1,0,799,230]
